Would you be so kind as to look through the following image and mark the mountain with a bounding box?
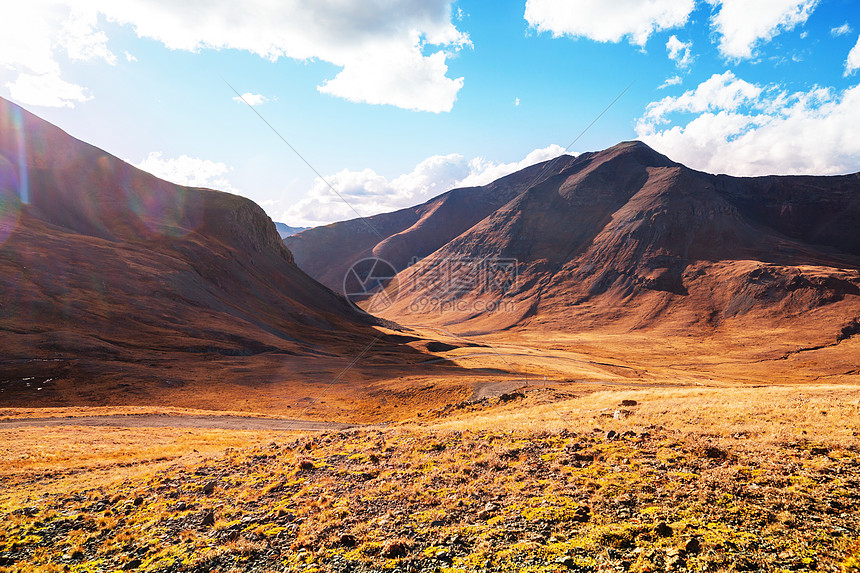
[291,141,860,339]
[274,222,308,239]
[284,156,578,292]
[0,97,417,408]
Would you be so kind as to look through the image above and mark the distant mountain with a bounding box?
[290,141,860,339]
[274,222,308,239]
[0,97,410,406]
[284,156,578,292]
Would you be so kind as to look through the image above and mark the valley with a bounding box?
[0,96,859,572]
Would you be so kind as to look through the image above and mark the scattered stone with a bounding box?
[685,537,701,554]
[133,496,144,506]
[297,459,315,471]
[123,558,142,571]
[339,533,357,547]
[200,509,215,527]
[620,400,638,407]
[202,481,217,495]
[499,392,525,403]
[700,445,728,460]
[382,540,409,558]
[606,430,618,440]
[572,506,591,523]
[655,522,673,537]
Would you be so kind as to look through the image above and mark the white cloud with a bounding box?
[666,35,692,68]
[317,44,463,113]
[708,0,819,60]
[640,71,761,126]
[124,51,137,62]
[283,145,568,227]
[1,0,469,113]
[0,2,63,76]
[636,72,860,176]
[457,145,567,188]
[659,75,684,89]
[4,72,92,108]
[515,97,520,106]
[524,0,695,46]
[0,1,115,107]
[232,92,269,106]
[832,23,853,37]
[98,0,469,113]
[846,36,860,76]
[135,152,237,191]
[59,6,116,65]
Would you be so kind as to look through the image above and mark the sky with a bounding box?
[2,0,859,227]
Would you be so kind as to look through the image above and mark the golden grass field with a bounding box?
[1,327,859,573]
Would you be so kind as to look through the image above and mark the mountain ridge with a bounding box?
[287,140,860,338]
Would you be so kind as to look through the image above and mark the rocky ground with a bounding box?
[1,406,859,573]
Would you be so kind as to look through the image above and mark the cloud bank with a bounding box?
[2,0,469,112]
[636,71,860,176]
[283,145,567,227]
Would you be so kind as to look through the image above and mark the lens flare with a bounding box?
[0,155,22,247]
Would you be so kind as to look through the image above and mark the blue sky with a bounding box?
[2,0,859,227]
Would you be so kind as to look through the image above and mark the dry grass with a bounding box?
[428,384,860,448]
[0,425,303,512]
[0,383,858,572]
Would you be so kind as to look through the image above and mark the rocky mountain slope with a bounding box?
[0,97,413,406]
[291,141,860,340]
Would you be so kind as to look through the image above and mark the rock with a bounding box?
[382,540,409,558]
[200,509,215,527]
[202,481,217,495]
[620,399,638,407]
[133,496,144,506]
[655,522,673,537]
[123,558,142,571]
[572,506,591,522]
[499,392,525,403]
[339,533,357,547]
[297,459,315,471]
[477,510,493,521]
[700,445,728,460]
[684,537,701,554]
[606,430,618,440]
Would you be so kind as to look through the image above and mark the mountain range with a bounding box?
[287,141,860,340]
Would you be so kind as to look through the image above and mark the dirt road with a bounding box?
[0,414,356,431]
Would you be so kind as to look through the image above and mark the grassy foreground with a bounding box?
[0,385,859,573]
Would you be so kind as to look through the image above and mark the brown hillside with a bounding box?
[0,97,431,410]
[354,141,860,339]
